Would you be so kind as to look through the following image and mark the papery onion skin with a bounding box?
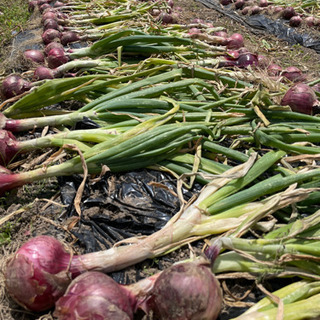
[54,271,136,320]
[47,47,69,68]
[4,235,82,311]
[44,41,64,56]
[226,33,244,49]
[60,31,80,45]
[42,28,61,44]
[146,261,222,320]
[24,49,45,64]
[281,66,305,82]
[280,83,318,115]
[1,75,31,99]
[34,66,55,80]
[0,130,19,166]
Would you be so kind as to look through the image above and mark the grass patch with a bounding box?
[0,0,30,62]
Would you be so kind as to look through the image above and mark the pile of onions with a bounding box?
[5,234,222,318]
[281,83,319,115]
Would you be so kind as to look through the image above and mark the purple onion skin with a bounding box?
[42,10,57,22]
[43,18,60,30]
[234,0,245,9]
[60,31,80,45]
[289,15,302,27]
[5,235,83,311]
[1,75,31,99]
[42,28,61,44]
[24,49,45,64]
[281,83,318,115]
[47,47,69,68]
[34,66,55,80]
[236,52,258,67]
[267,63,282,76]
[0,130,19,166]
[54,272,136,320]
[226,33,244,49]
[145,261,222,320]
[281,66,305,82]
[282,7,296,20]
[44,41,64,56]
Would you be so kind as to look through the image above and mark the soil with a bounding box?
[1,1,320,320]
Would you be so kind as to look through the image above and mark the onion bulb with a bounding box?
[4,235,82,311]
[54,271,136,320]
[0,130,18,166]
[42,28,61,44]
[1,75,31,99]
[282,7,296,20]
[23,49,45,64]
[145,260,222,320]
[281,83,318,115]
[47,47,69,68]
[226,33,244,49]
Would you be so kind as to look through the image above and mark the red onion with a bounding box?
[226,50,240,60]
[188,27,202,35]
[4,235,83,311]
[54,272,136,320]
[54,0,64,7]
[157,12,174,24]
[145,260,222,320]
[267,63,282,76]
[191,18,204,23]
[43,18,60,30]
[312,83,320,93]
[226,33,244,49]
[47,47,69,68]
[259,0,268,7]
[60,31,81,45]
[234,0,245,9]
[241,7,249,15]
[34,66,55,80]
[282,7,296,20]
[289,15,302,27]
[44,41,64,56]
[1,75,31,99]
[273,6,283,14]
[0,130,18,166]
[42,11,57,22]
[220,0,232,5]
[236,52,258,67]
[305,16,315,27]
[257,54,269,68]
[250,5,262,15]
[39,3,51,12]
[150,8,161,16]
[24,49,45,63]
[42,28,61,44]
[281,83,318,115]
[213,31,228,38]
[167,0,174,8]
[281,66,305,82]
[28,0,38,12]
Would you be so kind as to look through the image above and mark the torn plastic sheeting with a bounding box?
[197,0,320,54]
[59,169,201,251]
